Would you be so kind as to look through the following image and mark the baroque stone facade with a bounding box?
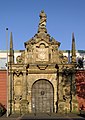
[8,10,78,115]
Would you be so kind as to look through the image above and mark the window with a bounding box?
[0,58,7,69]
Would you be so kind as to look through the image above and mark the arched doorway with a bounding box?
[31,79,54,113]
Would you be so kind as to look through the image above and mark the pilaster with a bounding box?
[21,66,28,113]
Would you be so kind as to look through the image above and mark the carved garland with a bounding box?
[14,70,23,77]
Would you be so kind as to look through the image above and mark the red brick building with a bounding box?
[0,70,7,109]
[76,70,85,111]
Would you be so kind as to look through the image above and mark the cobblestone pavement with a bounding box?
[0,113,85,120]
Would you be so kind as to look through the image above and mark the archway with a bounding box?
[31,79,54,113]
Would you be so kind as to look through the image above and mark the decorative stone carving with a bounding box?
[37,65,48,70]
[59,51,68,64]
[63,56,68,64]
[14,70,23,77]
[16,56,23,64]
[36,43,49,61]
[39,10,47,28]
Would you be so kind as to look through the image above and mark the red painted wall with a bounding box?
[0,70,7,109]
[76,70,85,110]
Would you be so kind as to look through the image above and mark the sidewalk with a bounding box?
[0,113,85,120]
[19,113,85,120]
[0,113,21,120]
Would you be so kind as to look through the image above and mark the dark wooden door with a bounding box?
[32,79,54,113]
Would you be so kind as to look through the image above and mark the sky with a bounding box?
[0,0,85,50]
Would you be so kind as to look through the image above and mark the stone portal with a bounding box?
[8,10,78,115]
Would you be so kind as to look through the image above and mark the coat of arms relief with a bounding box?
[36,43,49,61]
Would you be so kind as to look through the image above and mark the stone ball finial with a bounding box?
[39,10,47,18]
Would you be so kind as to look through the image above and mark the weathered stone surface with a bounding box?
[8,10,78,115]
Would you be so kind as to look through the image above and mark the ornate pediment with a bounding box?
[20,11,68,65]
[24,10,60,49]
